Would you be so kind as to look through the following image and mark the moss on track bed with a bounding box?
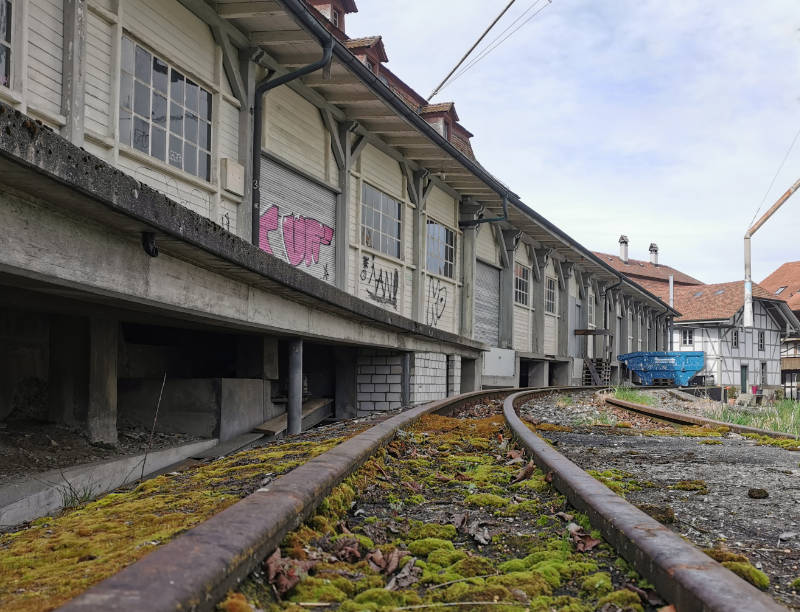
[229,409,664,611]
[0,437,351,612]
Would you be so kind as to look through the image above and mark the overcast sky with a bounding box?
[348,0,800,285]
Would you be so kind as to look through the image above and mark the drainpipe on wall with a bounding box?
[250,36,334,245]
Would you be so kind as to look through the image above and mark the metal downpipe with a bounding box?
[250,36,334,245]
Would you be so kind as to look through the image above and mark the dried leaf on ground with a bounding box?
[386,557,421,590]
[554,511,574,522]
[451,512,468,532]
[366,549,385,572]
[566,522,602,552]
[506,449,524,461]
[544,471,554,483]
[512,460,536,484]
[467,519,491,545]
[264,549,316,596]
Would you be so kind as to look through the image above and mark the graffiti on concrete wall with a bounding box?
[360,255,398,308]
[259,206,334,278]
[425,276,448,327]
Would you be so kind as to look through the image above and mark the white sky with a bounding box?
[347,0,800,285]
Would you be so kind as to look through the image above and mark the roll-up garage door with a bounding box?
[259,156,337,284]
[475,261,500,346]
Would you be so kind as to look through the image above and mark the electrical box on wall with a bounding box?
[220,158,245,196]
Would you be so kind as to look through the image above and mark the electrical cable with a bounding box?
[748,122,800,228]
[440,0,551,92]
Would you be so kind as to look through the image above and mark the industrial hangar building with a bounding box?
[0,0,676,449]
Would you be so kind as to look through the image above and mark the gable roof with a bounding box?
[343,36,388,61]
[760,261,800,313]
[672,280,775,322]
[593,251,704,286]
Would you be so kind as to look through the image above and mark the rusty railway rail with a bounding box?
[56,386,786,611]
[605,394,800,441]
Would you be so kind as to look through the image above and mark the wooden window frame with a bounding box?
[426,219,456,279]
[545,276,557,314]
[514,262,530,306]
[758,330,765,352]
[681,328,693,347]
[361,181,402,259]
[119,35,213,182]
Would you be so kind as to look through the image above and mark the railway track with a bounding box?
[5,387,793,611]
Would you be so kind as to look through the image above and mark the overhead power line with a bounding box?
[443,0,551,90]
[428,0,519,101]
[749,122,800,227]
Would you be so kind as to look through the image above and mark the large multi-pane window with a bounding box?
[681,328,693,346]
[514,263,530,306]
[361,183,401,258]
[0,1,12,88]
[545,277,557,314]
[426,220,455,278]
[119,36,212,181]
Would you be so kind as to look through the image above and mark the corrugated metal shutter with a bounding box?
[259,156,337,284]
[475,261,500,346]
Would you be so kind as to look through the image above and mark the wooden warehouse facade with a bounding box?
[0,0,675,448]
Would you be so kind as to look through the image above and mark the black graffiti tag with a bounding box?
[425,277,448,327]
[361,256,398,309]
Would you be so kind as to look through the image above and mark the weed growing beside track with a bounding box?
[613,387,656,406]
[230,408,666,611]
[0,437,352,612]
[708,400,800,438]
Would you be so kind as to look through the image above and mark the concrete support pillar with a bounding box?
[287,338,303,435]
[460,357,479,392]
[87,317,118,445]
[334,347,357,419]
[61,0,87,145]
[237,47,256,241]
[401,352,412,406]
[48,315,89,425]
[529,361,549,388]
[499,230,517,349]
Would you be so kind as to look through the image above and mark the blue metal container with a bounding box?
[617,351,705,386]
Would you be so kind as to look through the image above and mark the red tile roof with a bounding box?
[672,280,775,322]
[593,252,703,286]
[344,36,388,61]
[760,261,800,314]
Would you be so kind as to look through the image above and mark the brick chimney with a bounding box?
[619,235,629,263]
[649,243,658,266]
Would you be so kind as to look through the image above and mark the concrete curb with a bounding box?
[0,438,218,528]
[505,390,786,612]
[605,396,800,441]
[56,388,512,612]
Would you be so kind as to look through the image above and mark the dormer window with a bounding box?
[331,9,340,28]
[366,58,376,73]
[442,121,449,140]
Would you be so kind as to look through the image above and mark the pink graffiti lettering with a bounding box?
[259,206,334,269]
[258,206,279,255]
